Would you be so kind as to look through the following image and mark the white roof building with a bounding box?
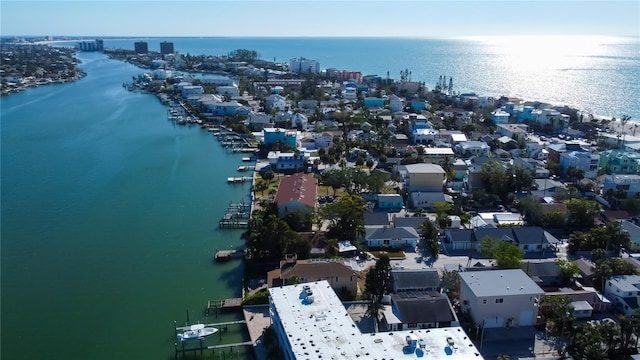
[269,280,483,359]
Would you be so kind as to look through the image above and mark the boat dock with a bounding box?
[174,319,250,359]
[227,176,251,183]
[237,165,255,172]
[214,249,243,262]
[218,202,251,229]
[207,298,243,314]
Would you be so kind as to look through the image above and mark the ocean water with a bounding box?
[91,36,640,120]
[1,52,252,360]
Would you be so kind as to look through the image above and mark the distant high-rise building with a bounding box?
[289,57,320,74]
[160,41,174,55]
[77,39,104,52]
[134,41,148,54]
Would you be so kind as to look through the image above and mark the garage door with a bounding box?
[519,310,534,326]
[483,317,504,328]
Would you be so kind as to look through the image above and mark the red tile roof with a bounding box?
[274,173,318,208]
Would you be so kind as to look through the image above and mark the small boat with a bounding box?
[176,324,218,342]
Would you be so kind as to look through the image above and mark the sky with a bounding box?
[1,0,639,38]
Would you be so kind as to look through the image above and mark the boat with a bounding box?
[176,324,218,342]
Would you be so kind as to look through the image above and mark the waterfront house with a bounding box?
[205,101,248,116]
[267,151,306,174]
[275,173,317,217]
[365,226,419,249]
[267,255,356,298]
[386,291,459,331]
[459,269,544,328]
[604,275,640,316]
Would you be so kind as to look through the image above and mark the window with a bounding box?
[408,323,417,328]
[482,299,487,304]
[495,298,504,303]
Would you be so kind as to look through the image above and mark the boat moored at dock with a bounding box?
[176,324,218,342]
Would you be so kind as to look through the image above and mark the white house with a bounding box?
[604,275,640,316]
[398,163,446,192]
[217,84,239,97]
[265,94,287,111]
[490,110,510,124]
[388,94,404,112]
[455,141,491,157]
[459,269,544,328]
[365,226,419,249]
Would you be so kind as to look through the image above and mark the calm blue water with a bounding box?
[1,52,252,360]
[82,36,640,120]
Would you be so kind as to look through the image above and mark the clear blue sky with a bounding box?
[2,1,639,38]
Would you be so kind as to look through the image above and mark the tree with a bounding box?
[479,236,524,269]
[556,258,579,285]
[566,198,600,228]
[542,211,566,228]
[364,255,391,324]
[433,201,453,229]
[594,258,638,291]
[441,270,460,300]
[419,219,440,259]
[261,169,275,184]
[515,196,543,226]
[322,193,366,242]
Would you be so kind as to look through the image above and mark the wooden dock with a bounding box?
[227,176,250,183]
[214,249,244,262]
[207,298,243,312]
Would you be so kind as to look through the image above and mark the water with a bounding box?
[70,36,640,120]
[1,52,252,359]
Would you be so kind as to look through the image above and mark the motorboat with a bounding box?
[176,324,218,342]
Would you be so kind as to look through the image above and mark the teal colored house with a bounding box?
[377,194,403,209]
[364,97,385,108]
[263,128,298,148]
[410,100,428,111]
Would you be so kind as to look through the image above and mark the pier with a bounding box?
[236,165,255,172]
[206,299,244,314]
[218,202,251,229]
[174,319,250,359]
[214,249,244,262]
[226,176,250,183]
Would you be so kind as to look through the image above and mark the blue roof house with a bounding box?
[364,97,385,108]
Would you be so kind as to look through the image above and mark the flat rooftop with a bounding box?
[269,280,483,359]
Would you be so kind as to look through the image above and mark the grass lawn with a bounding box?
[370,250,406,260]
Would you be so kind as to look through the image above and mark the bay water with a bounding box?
[1,52,251,359]
[96,36,640,120]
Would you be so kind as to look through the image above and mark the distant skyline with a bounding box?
[2,1,639,38]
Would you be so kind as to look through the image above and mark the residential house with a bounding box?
[525,142,549,161]
[542,287,612,315]
[312,132,334,149]
[377,194,403,210]
[459,269,544,328]
[599,150,640,175]
[265,94,287,111]
[391,269,440,292]
[410,99,429,112]
[205,101,248,116]
[217,84,239,97]
[386,292,459,331]
[246,112,272,131]
[398,163,446,192]
[455,141,491,157]
[574,258,596,286]
[297,99,318,112]
[604,275,640,316]
[621,220,640,248]
[263,127,298,148]
[267,255,357,297]
[389,94,404,112]
[364,226,419,249]
[523,261,563,287]
[268,151,306,174]
[291,113,308,130]
[559,151,599,179]
[444,227,554,254]
[363,97,385,108]
[410,192,453,210]
[513,158,550,179]
[603,175,640,198]
[274,173,317,217]
[496,123,529,141]
[490,110,510,124]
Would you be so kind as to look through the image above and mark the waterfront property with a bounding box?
[274,173,317,217]
[268,280,483,359]
[459,269,544,328]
